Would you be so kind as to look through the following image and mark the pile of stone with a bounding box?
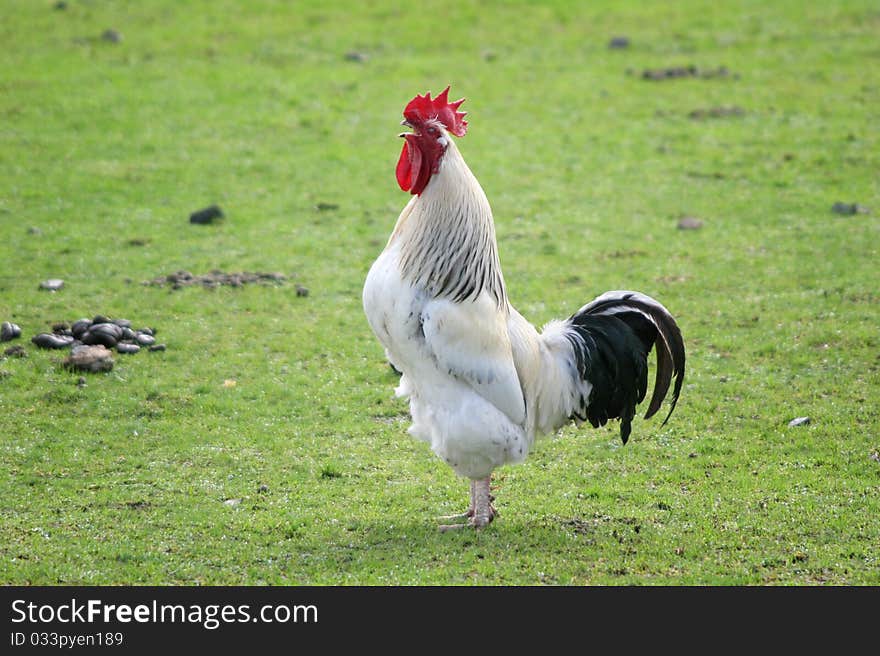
[30,316,165,356]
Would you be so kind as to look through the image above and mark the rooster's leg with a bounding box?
[438,477,496,531]
[470,476,495,528]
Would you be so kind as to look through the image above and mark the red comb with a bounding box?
[403,86,468,137]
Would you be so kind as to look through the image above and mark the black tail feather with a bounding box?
[566,291,686,443]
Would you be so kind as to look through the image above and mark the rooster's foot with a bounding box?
[437,477,496,531]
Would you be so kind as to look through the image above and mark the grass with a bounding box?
[0,0,878,585]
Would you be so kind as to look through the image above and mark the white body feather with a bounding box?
[363,138,592,479]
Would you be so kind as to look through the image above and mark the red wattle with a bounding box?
[396,142,412,192]
[396,136,425,194]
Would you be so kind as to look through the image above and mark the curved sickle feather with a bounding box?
[580,291,686,425]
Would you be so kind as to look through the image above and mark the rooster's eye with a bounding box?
[427,126,437,135]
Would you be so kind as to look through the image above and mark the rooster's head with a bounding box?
[396,86,467,195]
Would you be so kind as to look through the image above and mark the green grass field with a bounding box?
[1,0,878,585]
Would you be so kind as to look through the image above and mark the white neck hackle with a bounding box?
[391,138,508,308]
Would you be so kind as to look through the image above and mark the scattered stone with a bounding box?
[148,343,167,352]
[54,1,68,10]
[257,484,270,494]
[32,333,75,349]
[315,202,339,211]
[135,333,155,346]
[677,216,704,230]
[101,29,122,43]
[145,269,288,289]
[28,226,43,235]
[3,345,27,358]
[77,376,87,388]
[344,51,368,63]
[116,342,141,354]
[608,36,630,49]
[642,65,733,81]
[189,204,224,225]
[788,416,811,427]
[39,279,64,292]
[482,50,497,62]
[869,450,879,464]
[689,106,745,120]
[831,202,869,215]
[223,498,242,507]
[295,284,309,297]
[63,345,114,373]
[1,322,21,342]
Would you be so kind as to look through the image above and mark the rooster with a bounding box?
[363,87,685,530]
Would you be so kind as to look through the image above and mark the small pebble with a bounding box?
[677,216,704,230]
[148,343,167,352]
[223,498,242,507]
[295,284,309,297]
[189,205,224,224]
[608,36,630,49]
[1,322,21,342]
[39,279,64,292]
[831,202,869,215]
[116,342,141,354]
[788,416,811,427]
[101,29,122,43]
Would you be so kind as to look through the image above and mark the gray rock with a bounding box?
[788,416,811,427]
[135,333,155,346]
[82,323,123,348]
[831,202,869,215]
[1,322,21,342]
[71,319,92,338]
[189,205,224,224]
[32,333,74,349]
[677,216,704,230]
[63,345,114,373]
[39,279,64,292]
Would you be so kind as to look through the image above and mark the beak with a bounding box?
[399,119,415,138]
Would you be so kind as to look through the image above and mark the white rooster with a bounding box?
[363,87,685,530]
